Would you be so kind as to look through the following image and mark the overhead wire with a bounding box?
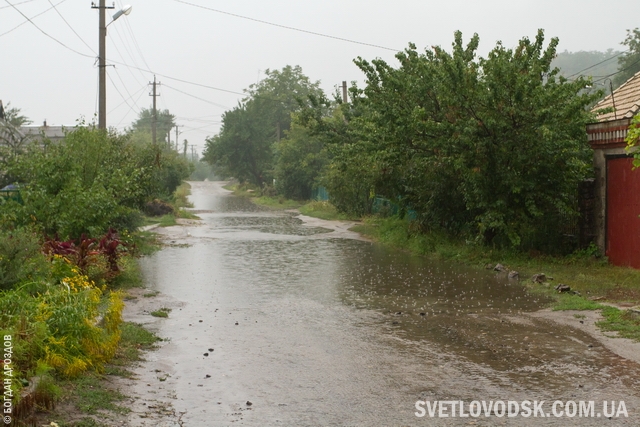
[46,0,95,54]
[172,0,399,52]
[163,84,230,109]
[117,1,153,73]
[109,23,150,84]
[108,83,147,114]
[3,0,93,58]
[106,73,137,117]
[566,50,627,79]
[0,0,68,38]
[112,66,140,112]
[591,54,640,84]
[0,0,36,9]
[108,31,148,88]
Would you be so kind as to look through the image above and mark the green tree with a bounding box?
[1,103,32,187]
[614,28,640,87]
[625,112,640,167]
[203,65,324,187]
[3,125,191,239]
[131,108,176,146]
[1,102,32,127]
[274,120,328,200]
[345,30,600,249]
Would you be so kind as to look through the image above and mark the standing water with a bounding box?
[125,181,639,426]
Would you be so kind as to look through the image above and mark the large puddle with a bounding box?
[127,181,640,426]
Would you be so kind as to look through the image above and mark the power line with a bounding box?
[592,53,640,84]
[115,0,153,73]
[566,50,627,79]
[46,0,95,54]
[0,0,67,38]
[3,0,93,58]
[163,84,230,109]
[110,23,150,85]
[0,0,36,9]
[108,83,147,114]
[173,0,398,52]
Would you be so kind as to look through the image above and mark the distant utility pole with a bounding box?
[149,75,160,145]
[183,139,188,157]
[175,125,182,152]
[342,81,348,104]
[190,144,196,161]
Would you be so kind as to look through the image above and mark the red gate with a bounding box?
[606,157,640,268]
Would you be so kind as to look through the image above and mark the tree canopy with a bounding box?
[130,107,176,145]
[301,30,601,250]
[614,28,640,87]
[203,65,323,187]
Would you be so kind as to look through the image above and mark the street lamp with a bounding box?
[92,2,132,130]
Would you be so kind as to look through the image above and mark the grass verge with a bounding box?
[298,200,357,221]
[150,307,171,318]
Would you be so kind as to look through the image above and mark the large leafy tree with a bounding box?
[1,102,32,127]
[274,119,327,200]
[614,28,640,87]
[3,126,191,238]
[0,103,32,187]
[329,30,600,249]
[203,65,323,187]
[131,108,176,145]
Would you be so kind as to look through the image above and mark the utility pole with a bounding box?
[342,81,348,104]
[92,1,114,130]
[190,144,196,161]
[175,125,182,152]
[183,139,188,157]
[149,75,159,145]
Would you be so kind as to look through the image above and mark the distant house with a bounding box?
[19,120,66,145]
[586,71,640,268]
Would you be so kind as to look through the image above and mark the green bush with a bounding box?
[0,228,50,290]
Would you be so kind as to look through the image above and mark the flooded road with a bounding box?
[126,181,640,426]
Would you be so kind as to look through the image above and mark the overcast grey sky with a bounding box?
[2,0,638,154]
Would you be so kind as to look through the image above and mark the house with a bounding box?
[586,71,640,268]
[19,120,66,144]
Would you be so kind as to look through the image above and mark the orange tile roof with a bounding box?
[592,70,640,122]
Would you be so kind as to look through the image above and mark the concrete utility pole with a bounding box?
[92,0,114,130]
[190,144,196,161]
[175,125,182,152]
[183,139,188,157]
[342,81,348,104]
[149,75,159,145]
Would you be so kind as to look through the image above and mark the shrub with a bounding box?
[0,228,50,290]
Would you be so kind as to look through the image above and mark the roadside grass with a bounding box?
[67,374,129,416]
[53,321,162,424]
[174,182,193,209]
[254,195,302,209]
[143,290,160,298]
[129,230,162,256]
[110,256,144,289]
[299,201,357,221]
[597,306,640,341]
[111,322,162,364]
[150,307,172,318]
[158,214,177,227]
